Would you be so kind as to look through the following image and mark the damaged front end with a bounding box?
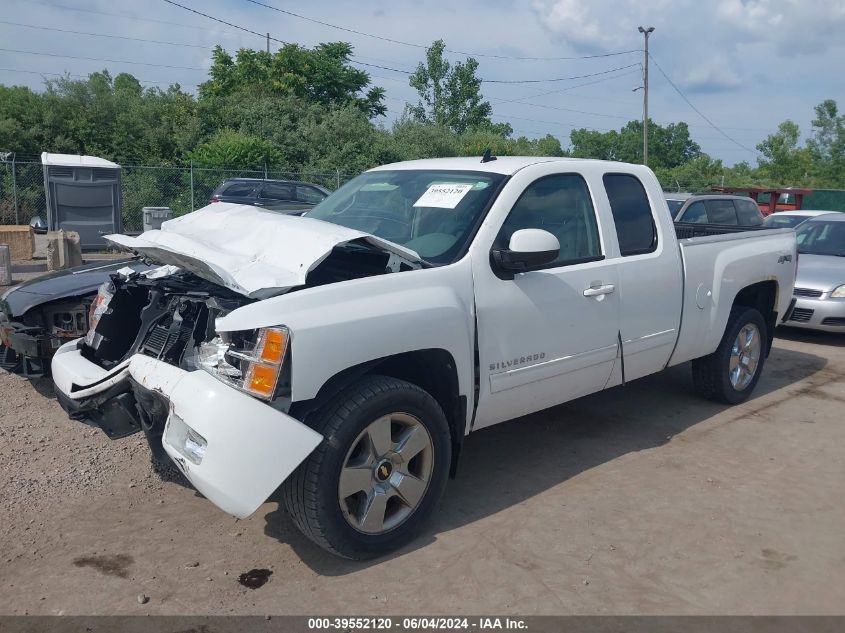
[51,232,416,517]
[54,268,253,453]
[1,299,89,375]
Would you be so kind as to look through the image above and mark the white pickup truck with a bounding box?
[51,157,797,559]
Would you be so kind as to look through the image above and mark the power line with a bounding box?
[0,20,212,49]
[0,48,206,71]
[160,0,269,41]
[490,67,642,105]
[0,67,172,85]
[28,0,246,36]
[491,111,618,131]
[160,0,415,74]
[383,103,618,134]
[483,63,641,84]
[240,0,640,61]
[160,1,636,83]
[501,100,634,120]
[647,52,759,155]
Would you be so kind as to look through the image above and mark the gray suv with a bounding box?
[665,193,765,227]
[210,178,330,214]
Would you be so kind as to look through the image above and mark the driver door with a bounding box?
[472,173,620,428]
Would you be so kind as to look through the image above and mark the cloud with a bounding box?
[717,0,845,53]
[531,0,617,51]
[683,56,742,93]
[532,0,677,52]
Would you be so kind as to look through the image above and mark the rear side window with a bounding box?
[297,186,326,204]
[680,201,708,223]
[603,174,657,256]
[736,199,763,226]
[706,199,738,224]
[221,182,257,197]
[262,182,294,200]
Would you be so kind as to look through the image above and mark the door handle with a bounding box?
[583,284,615,297]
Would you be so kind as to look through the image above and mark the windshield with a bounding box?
[796,220,845,256]
[307,170,505,264]
[666,199,684,216]
[763,214,806,229]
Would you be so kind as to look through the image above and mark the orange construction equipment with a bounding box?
[710,186,814,216]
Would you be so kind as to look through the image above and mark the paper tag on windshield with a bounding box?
[413,183,474,209]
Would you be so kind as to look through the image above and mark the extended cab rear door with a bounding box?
[600,171,683,381]
[471,167,621,429]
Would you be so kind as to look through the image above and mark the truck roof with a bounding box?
[369,156,649,176]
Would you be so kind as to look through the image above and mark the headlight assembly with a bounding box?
[831,284,845,298]
[196,326,290,400]
[84,281,115,348]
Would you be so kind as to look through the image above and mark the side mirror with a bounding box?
[491,229,560,278]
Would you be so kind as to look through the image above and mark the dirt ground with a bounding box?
[0,327,844,615]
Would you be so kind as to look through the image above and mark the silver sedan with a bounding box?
[785,213,845,332]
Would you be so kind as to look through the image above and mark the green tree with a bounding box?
[387,119,460,160]
[654,154,726,191]
[807,99,845,186]
[756,121,814,185]
[190,129,283,169]
[409,40,496,134]
[570,119,700,169]
[299,106,393,174]
[200,43,386,117]
[0,85,46,156]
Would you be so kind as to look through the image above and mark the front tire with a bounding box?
[282,375,451,559]
[692,306,767,404]
[0,344,21,373]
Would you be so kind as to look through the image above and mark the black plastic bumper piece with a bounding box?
[54,382,143,439]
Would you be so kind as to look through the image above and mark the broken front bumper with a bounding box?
[52,341,323,518]
[1,314,82,375]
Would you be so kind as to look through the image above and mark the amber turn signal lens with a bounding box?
[257,327,287,364]
[246,363,279,399]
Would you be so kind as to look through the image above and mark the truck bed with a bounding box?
[668,225,796,368]
[674,222,771,240]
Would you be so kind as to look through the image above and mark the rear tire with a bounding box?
[282,375,451,560]
[692,306,767,404]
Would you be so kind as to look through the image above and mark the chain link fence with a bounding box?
[0,158,359,231]
[1,160,45,227]
[1,157,843,231]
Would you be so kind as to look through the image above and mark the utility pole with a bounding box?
[266,33,270,54]
[638,26,654,166]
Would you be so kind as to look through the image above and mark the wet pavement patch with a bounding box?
[238,568,273,589]
[72,553,134,578]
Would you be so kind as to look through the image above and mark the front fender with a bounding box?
[215,258,476,405]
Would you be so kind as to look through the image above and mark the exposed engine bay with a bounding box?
[60,240,415,453]
[84,240,411,371]
[82,271,248,370]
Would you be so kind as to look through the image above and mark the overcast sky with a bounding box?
[3,0,844,165]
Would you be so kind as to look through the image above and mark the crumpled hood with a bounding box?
[105,203,422,298]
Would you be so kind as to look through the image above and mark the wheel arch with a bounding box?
[290,348,467,477]
[731,280,778,355]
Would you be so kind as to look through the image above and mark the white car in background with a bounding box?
[763,210,836,229]
[784,213,845,332]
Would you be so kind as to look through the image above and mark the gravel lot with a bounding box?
[0,327,844,615]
